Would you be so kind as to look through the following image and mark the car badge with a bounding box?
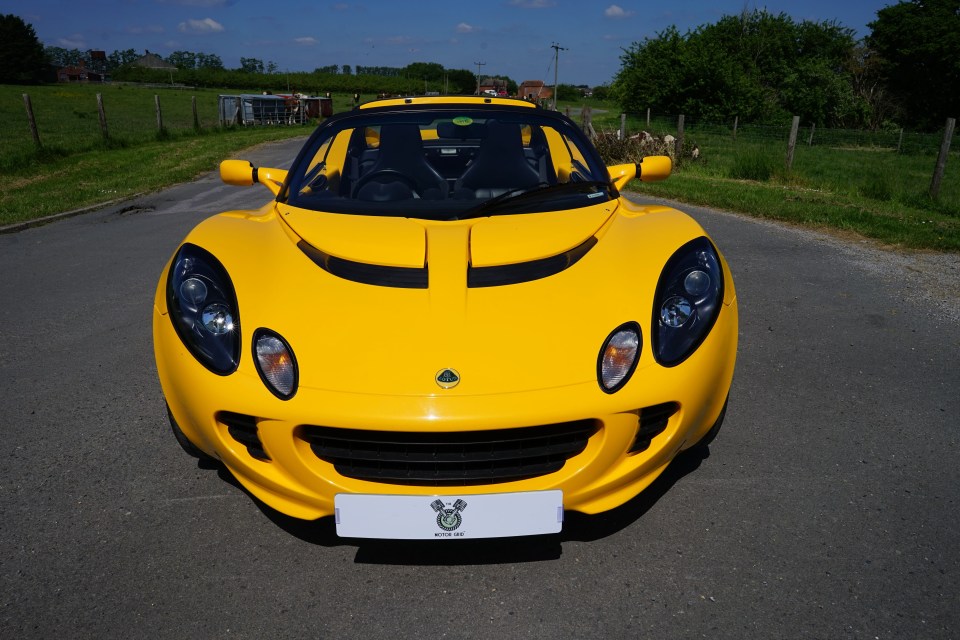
[435,368,460,389]
[431,498,467,532]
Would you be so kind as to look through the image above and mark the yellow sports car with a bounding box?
[153,96,737,539]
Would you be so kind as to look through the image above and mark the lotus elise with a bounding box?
[153,96,737,539]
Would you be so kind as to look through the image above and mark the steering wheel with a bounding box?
[353,169,420,197]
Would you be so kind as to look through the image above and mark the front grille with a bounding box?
[300,420,598,486]
[630,402,679,453]
[219,411,271,461]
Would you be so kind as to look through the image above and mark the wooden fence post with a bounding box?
[646,108,650,128]
[96,93,109,141]
[155,95,164,132]
[620,113,626,140]
[786,115,800,171]
[897,128,904,154]
[23,94,41,148]
[581,106,595,139]
[192,96,200,130]
[930,117,956,199]
[808,123,815,146]
[733,115,738,141]
[676,114,685,157]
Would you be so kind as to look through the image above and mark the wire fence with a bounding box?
[611,112,953,156]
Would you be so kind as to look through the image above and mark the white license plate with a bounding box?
[334,490,563,539]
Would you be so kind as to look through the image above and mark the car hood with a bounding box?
[183,200,712,399]
[276,202,618,268]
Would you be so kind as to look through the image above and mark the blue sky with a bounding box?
[11,0,893,86]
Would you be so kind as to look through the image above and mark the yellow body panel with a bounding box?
[155,99,737,527]
[154,198,738,521]
[360,96,537,109]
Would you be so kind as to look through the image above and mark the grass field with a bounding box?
[2,85,958,252]
[578,106,960,252]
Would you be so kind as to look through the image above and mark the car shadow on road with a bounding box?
[214,445,710,565]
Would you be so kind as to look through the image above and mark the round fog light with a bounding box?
[254,330,298,399]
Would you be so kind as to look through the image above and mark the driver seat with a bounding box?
[353,124,448,200]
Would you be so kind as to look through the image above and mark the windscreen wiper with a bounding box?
[457,180,611,220]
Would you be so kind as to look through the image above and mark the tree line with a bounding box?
[611,2,959,132]
[4,1,957,130]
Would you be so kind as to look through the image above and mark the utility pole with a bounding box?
[551,42,567,110]
[474,60,486,95]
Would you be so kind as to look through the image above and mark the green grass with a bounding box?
[3,86,959,252]
[0,83,337,224]
[586,113,960,252]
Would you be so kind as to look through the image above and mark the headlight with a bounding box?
[598,322,641,393]
[653,237,724,366]
[253,329,298,399]
[166,243,241,374]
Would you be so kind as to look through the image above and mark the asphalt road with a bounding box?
[2,138,958,639]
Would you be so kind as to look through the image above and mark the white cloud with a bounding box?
[58,35,87,48]
[456,22,475,33]
[604,5,634,18]
[177,18,226,34]
[294,37,318,45]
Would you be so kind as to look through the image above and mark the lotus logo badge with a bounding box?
[435,368,460,389]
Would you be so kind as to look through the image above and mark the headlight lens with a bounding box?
[166,243,241,374]
[254,329,298,399]
[598,322,642,393]
[653,237,724,366]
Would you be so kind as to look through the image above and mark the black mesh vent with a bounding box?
[630,402,679,453]
[468,236,597,288]
[298,240,428,289]
[219,411,271,461]
[300,420,598,485]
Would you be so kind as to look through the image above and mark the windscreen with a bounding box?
[283,107,613,219]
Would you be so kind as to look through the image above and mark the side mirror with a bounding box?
[220,159,288,196]
[607,163,637,191]
[220,159,256,186]
[638,155,671,182]
[607,155,672,191]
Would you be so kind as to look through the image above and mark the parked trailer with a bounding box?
[218,94,332,126]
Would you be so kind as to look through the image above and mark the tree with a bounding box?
[0,15,49,83]
[108,49,139,69]
[341,65,351,75]
[866,0,960,130]
[44,46,84,68]
[196,53,223,70]
[167,51,197,70]
[404,62,445,82]
[612,10,863,126]
[446,68,476,94]
[591,85,611,101]
[239,57,264,73]
[266,61,279,74]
